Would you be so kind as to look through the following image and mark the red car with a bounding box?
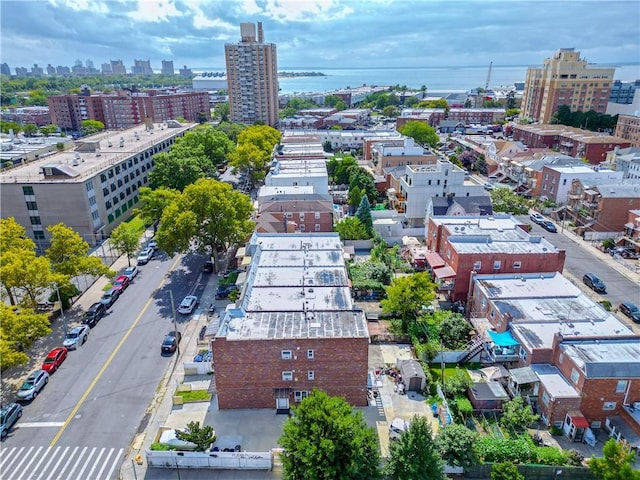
[42,347,68,373]
[113,275,130,292]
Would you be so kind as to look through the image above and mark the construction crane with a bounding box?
[484,61,493,92]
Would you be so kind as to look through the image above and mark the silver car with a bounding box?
[17,370,49,401]
[62,325,90,350]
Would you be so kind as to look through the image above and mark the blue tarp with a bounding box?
[487,330,519,347]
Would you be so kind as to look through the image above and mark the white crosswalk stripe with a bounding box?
[0,446,124,480]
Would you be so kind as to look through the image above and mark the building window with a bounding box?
[603,401,616,411]
[294,391,309,402]
[591,421,602,429]
[314,212,320,219]
[315,224,321,231]
[570,368,579,384]
[282,371,293,381]
[22,186,34,195]
[307,349,314,360]
[33,231,45,240]
[281,350,292,360]
[29,216,41,225]
[615,380,628,393]
[558,353,564,364]
[473,261,481,270]
[519,348,528,361]
[493,260,501,270]
[308,371,314,381]
[26,201,38,210]
[513,261,521,269]
[542,391,550,406]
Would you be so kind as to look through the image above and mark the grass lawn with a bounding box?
[124,214,147,235]
[429,364,471,384]
[218,270,239,286]
[175,389,212,403]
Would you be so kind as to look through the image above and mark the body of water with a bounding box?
[195,64,640,95]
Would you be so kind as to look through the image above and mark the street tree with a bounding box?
[279,390,381,480]
[500,396,539,433]
[177,125,235,170]
[237,124,281,153]
[347,185,363,212]
[490,462,524,480]
[136,187,180,230]
[155,178,254,272]
[174,421,217,452]
[381,105,399,118]
[490,187,529,215]
[228,142,271,183]
[213,102,229,122]
[46,223,112,278]
[22,123,38,137]
[398,120,439,148]
[0,304,52,369]
[149,148,208,191]
[588,438,640,480]
[381,272,437,333]
[216,121,247,143]
[39,124,59,135]
[436,423,478,471]
[334,217,370,241]
[386,415,445,480]
[81,119,105,135]
[355,195,373,235]
[110,222,140,267]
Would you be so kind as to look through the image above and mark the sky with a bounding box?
[1,0,639,71]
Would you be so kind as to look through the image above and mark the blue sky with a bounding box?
[1,0,639,71]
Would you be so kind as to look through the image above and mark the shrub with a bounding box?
[534,446,568,465]
[150,442,171,451]
[566,449,586,466]
[550,426,563,436]
[474,435,537,464]
[599,300,612,311]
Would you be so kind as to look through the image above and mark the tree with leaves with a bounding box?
[46,224,112,278]
[588,438,640,480]
[216,121,246,143]
[348,167,377,204]
[381,272,437,333]
[439,312,472,349]
[500,396,539,433]
[435,423,478,471]
[398,120,439,148]
[279,390,381,480]
[0,304,52,369]
[135,187,180,230]
[489,187,529,215]
[228,142,271,183]
[110,222,140,267]
[327,156,357,185]
[174,421,217,452]
[386,415,445,480]
[149,146,209,191]
[355,195,373,235]
[334,217,370,241]
[490,462,524,480]
[443,368,472,398]
[155,178,254,272]
[81,119,105,135]
[177,125,236,170]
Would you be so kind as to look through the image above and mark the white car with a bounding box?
[123,265,138,280]
[147,240,158,251]
[62,325,90,350]
[16,370,49,401]
[529,213,544,224]
[137,248,154,265]
[177,295,199,314]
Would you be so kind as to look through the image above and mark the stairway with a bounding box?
[457,335,485,364]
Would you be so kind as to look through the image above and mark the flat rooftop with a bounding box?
[530,364,580,399]
[560,339,640,378]
[269,158,327,177]
[0,123,195,184]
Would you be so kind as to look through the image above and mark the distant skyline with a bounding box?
[1,0,639,71]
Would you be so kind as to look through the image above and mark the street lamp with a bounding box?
[54,282,68,335]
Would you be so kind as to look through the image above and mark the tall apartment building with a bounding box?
[1,62,10,75]
[161,60,175,76]
[110,60,126,75]
[522,48,615,123]
[101,63,112,74]
[46,64,56,76]
[225,22,279,126]
[31,64,44,77]
[131,59,153,75]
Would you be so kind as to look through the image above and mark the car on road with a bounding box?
[619,302,640,323]
[147,240,158,251]
[82,302,106,327]
[113,275,130,292]
[216,284,238,299]
[161,331,182,354]
[583,273,607,294]
[123,266,138,280]
[100,288,120,308]
[177,295,199,315]
[203,261,214,273]
[539,220,557,233]
[42,347,68,373]
[16,370,49,401]
[0,403,23,439]
[137,248,154,265]
[63,325,90,350]
[483,183,494,191]
[529,213,544,224]
[609,247,638,259]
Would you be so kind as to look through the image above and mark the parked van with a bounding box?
[389,418,410,441]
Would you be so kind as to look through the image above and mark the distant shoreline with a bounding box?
[278,71,327,78]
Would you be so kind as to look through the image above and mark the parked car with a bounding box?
[161,331,182,354]
[483,183,494,191]
[16,370,49,401]
[203,261,214,273]
[619,302,640,323]
[389,418,410,441]
[529,213,544,224]
[177,295,199,315]
[539,220,557,232]
[0,403,23,439]
[609,247,638,259]
[113,275,130,292]
[137,248,154,265]
[583,273,607,293]
[42,347,68,373]
[147,240,158,251]
[216,284,238,299]
[62,325,90,350]
[82,302,106,327]
[100,288,120,308]
[123,266,138,280]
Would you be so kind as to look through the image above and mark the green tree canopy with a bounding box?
[381,105,399,118]
[381,272,437,333]
[174,421,217,452]
[490,462,524,480]
[155,178,254,272]
[334,217,370,241]
[279,390,381,480]
[326,156,357,185]
[176,125,235,170]
[135,187,180,228]
[348,167,377,204]
[355,195,373,235]
[489,187,530,215]
[398,120,439,148]
[439,312,472,350]
[0,304,52,369]
[109,222,141,267]
[149,146,209,191]
[435,423,478,470]
[216,121,247,143]
[588,438,640,480]
[46,223,112,278]
[228,142,271,183]
[500,396,540,433]
[213,102,229,122]
[386,415,445,480]
[81,119,105,135]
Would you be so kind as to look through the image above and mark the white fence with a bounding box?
[183,361,212,375]
[583,231,619,241]
[146,450,272,470]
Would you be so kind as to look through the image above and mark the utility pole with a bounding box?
[55,283,68,335]
[169,290,180,356]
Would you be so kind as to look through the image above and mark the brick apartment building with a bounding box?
[615,114,640,147]
[538,164,622,204]
[255,186,334,233]
[210,233,370,411]
[511,124,631,164]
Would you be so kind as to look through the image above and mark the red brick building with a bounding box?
[211,233,370,411]
[255,188,334,233]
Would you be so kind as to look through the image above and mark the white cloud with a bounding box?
[126,0,183,23]
[258,0,354,22]
[47,0,109,13]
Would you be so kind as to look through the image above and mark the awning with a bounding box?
[241,256,251,267]
[434,266,456,279]
[567,411,590,429]
[509,366,538,385]
[425,252,445,268]
[235,247,246,258]
[274,388,291,399]
[487,330,519,347]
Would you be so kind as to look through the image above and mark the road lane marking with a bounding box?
[86,446,106,479]
[15,445,44,480]
[60,445,87,480]
[45,445,76,480]
[103,448,124,480]
[49,255,183,447]
[0,445,23,470]
[34,446,59,480]
[94,447,115,479]
[75,446,97,480]
[19,421,66,428]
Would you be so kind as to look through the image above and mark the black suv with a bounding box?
[83,302,107,327]
[583,273,606,293]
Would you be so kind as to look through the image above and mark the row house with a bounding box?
[447,108,505,124]
[371,137,435,176]
[501,153,580,197]
[622,209,640,253]
[210,233,370,411]
[0,107,51,126]
[396,109,446,129]
[280,129,402,158]
[604,146,640,179]
[425,216,565,302]
[511,124,631,164]
[278,116,325,130]
[615,114,640,147]
[566,178,640,233]
[538,164,622,204]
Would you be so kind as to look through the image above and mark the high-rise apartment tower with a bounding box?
[225,22,279,126]
[522,48,615,123]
